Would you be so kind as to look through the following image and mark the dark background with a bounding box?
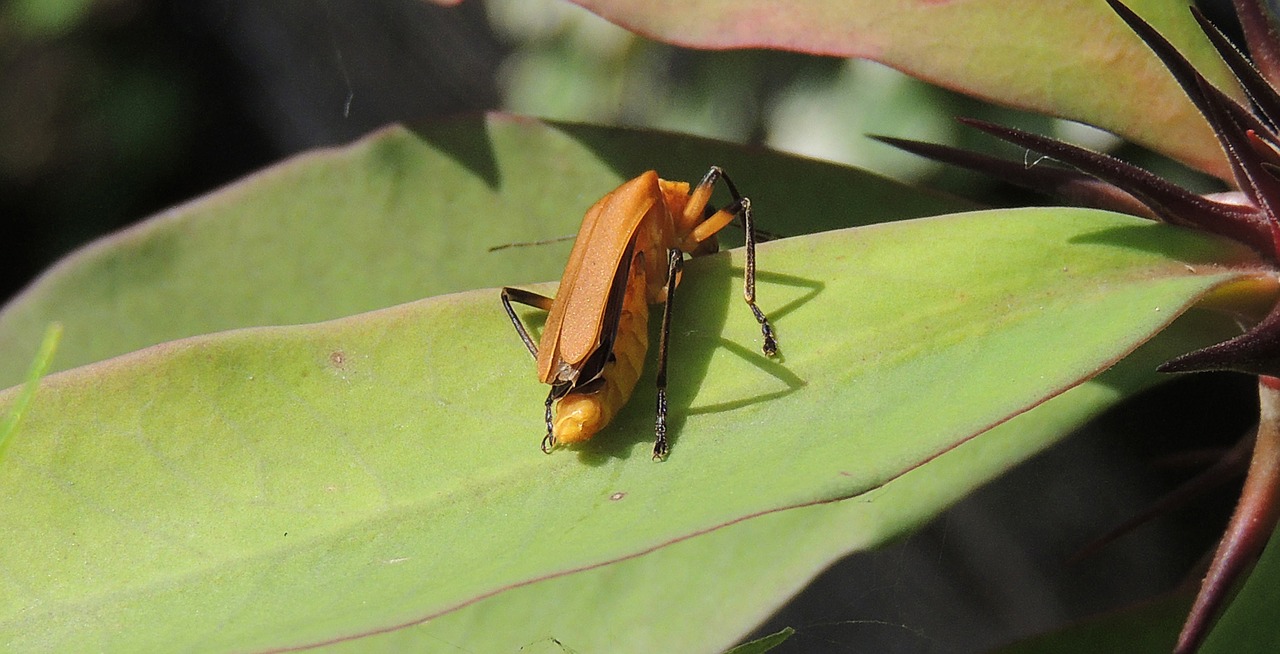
[0,1,1259,651]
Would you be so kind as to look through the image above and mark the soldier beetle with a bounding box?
[501,166,778,460]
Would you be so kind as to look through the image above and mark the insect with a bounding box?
[500,166,778,459]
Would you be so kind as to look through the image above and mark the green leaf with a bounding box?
[0,207,1259,651]
[0,115,966,388]
[725,627,795,654]
[6,0,94,37]
[569,0,1240,180]
[352,310,1238,653]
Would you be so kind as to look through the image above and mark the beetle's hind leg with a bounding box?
[687,168,780,358]
[500,286,554,358]
[728,192,778,357]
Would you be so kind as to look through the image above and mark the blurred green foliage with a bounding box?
[6,0,93,37]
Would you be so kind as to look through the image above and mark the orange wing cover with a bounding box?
[536,171,662,383]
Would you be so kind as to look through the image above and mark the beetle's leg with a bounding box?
[500,286,554,359]
[685,168,779,357]
[682,165,728,224]
[541,381,573,454]
[541,387,557,454]
[682,166,734,247]
[735,191,779,357]
[653,247,684,460]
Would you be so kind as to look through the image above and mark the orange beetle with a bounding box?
[501,167,777,459]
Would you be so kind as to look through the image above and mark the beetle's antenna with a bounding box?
[488,234,577,252]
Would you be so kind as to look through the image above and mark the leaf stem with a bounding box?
[1176,374,1280,653]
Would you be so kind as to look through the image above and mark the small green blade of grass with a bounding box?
[0,208,1261,652]
[0,322,62,462]
[724,627,795,654]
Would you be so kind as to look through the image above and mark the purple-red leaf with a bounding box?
[571,0,1242,179]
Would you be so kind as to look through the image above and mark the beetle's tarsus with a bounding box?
[763,334,778,357]
[652,439,669,461]
[749,303,779,357]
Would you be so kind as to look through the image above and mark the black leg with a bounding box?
[699,167,779,357]
[500,286,555,358]
[735,194,778,357]
[541,387,557,454]
[653,247,683,460]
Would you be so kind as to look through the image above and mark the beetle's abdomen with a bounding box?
[552,258,650,445]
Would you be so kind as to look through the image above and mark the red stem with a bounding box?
[1175,375,1280,653]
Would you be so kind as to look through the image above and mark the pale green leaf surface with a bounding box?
[0,209,1260,651]
[570,0,1240,180]
[0,115,965,389]
[334,311,1238,654]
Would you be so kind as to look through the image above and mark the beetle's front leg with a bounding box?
[501,286,555,359]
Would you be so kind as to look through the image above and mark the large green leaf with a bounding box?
[570,0,1240,180]
[0,208,1261,651]
[0,115,965,388]
[345,311,1238,654]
